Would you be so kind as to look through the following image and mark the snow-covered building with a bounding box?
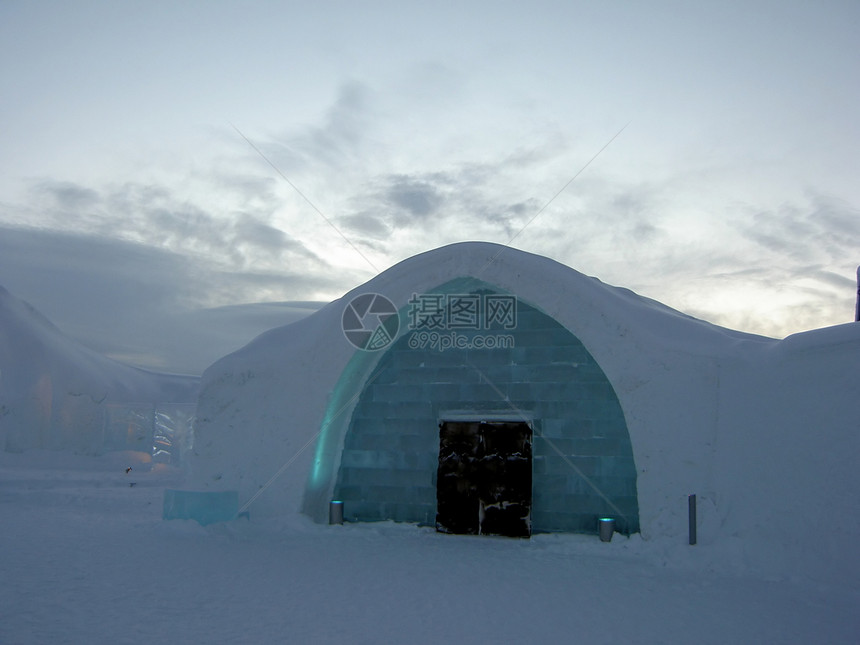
[0,286,199,458]
[189,243,859,557]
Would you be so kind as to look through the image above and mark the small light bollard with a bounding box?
[688,494,697,545]
[329,500,344,525]
[598,517,615,542]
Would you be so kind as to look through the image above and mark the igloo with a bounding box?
[180,242,859,561]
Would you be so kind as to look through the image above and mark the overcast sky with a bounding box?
[1,1,858,374]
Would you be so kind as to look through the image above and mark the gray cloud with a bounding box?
[338,212,392,238]
[29,178,325,274]
[42,180,100,210]
[806,268,854,292]
[0,224,337,374]
[743,194,860,263]
[261,81,376,174]
[387,175,444,220]
[493,178,860,338]
[239,80,578,250]
[237,91,860,341]
[332,141,574,253]
[5,76,857,376]
[664,194,857,334]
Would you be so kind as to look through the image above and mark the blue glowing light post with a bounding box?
[329,500,344,525]
[598,517,615,542]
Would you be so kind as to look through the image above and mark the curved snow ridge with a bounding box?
[776,320,860,354]
[0,283,199,401]
[211,241,772,375]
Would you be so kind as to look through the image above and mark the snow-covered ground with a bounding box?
[1,449,857,644]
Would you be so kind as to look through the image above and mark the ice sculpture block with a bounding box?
[163,489,239,526]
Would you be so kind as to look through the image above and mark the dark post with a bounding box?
[855,266,859,322]
[688,494,697,545]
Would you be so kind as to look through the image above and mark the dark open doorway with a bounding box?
[436,420,532,538]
